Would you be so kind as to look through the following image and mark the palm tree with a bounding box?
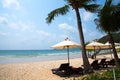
[95,0,120,66]
[46,0,99,73]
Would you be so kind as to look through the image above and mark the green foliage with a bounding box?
[116,48,120,52]
[101,67,120,80]
[81,73,108,80]
[85,41,90,46]
[95,0,120,66]
[97,0,120,33]
[98,32,120,43]
[46,0,99,24]
[80,67,120,80]
[83,4,100,12]
[46,5,69,23]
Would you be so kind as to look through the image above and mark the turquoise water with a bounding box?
[0,48,82,64]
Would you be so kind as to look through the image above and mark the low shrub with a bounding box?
[80,67,120,80]
[102,67,120,79]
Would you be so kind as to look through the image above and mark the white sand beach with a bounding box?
[0,53,120,80]
[0,58,91,80]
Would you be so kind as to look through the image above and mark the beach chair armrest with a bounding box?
[51,68,59,74]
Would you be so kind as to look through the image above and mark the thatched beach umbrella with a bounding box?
[51,38,81,64]
[105,42,113,58]
[86,41,106,59]
[105,42,120,58]
[86,41,105,50]
[105,42,120,49]
[105,42,120,47]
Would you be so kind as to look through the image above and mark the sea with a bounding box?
[0,48,82,64]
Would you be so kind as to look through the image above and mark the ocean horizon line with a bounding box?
[0,48,81,50]
[0,48,82,64]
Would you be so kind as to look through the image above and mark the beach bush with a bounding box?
[103,67,120,79]
[116,48,120,52]
[81,73,108,80]
[100,67,120,80]
[78,67,120,80]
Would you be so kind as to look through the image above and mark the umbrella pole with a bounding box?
[109,45,113,59]
[67,46,70,64]
[94,46,96,60]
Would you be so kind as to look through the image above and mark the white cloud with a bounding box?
[60,35,68,38]
[83,27,87,34]
[0,31,8,36]
[36,30,57,39]
[85,31,104,42]
[8,21,35,32]
[0,16,8,24]
[0,14,33,32]
[58,23,77,33]
[83,12,93,21]
[9,22,19,29]
[19,22,35,31]
[88,32,97,37]
[68,17,73,21]
[0,0,20,10]
[36,30,51,37]
[81,23,88,34]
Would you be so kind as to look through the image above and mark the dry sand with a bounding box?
[0,58,92,80]
[0,53,120,80]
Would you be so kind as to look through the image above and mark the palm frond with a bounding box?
[105,0,112,6]
[46,5,70,24]
[114,2,120,14]
[86,0,98,3]
[83,4,100,12]
[89,0,97,1]
[78,0,91,7]
[97,0,120,33]
[94,18,106,33]
[64,0,70,4]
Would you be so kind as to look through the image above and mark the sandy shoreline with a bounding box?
[0,53,120,80]
[0,58,85,80]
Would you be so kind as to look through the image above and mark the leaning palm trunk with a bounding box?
[74,8,93,73]
[108,31,120,66]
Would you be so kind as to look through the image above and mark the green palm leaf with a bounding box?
[46,5,69,23]
[83,4,100,12]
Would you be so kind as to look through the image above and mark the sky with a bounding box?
[0,0,118,50]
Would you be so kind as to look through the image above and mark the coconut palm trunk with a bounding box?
[108,31,120,66]
[74,8,93,73]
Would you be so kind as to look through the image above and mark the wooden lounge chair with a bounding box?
[91,60,100,70]
[98,58,107,68]
[70,67,84,75]
[106,59,115,67]
[52,63,84,76]
[51,63,69,75]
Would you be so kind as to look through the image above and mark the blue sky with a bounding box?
[0,0,116,50]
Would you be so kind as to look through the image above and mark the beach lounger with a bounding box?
[51,63,69,74]
[98,58,107,68]
[52,63,84,76]
[91,60,100,70]
[106,59,120,67]
[106,59,115,67]
[70,66,84,75]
